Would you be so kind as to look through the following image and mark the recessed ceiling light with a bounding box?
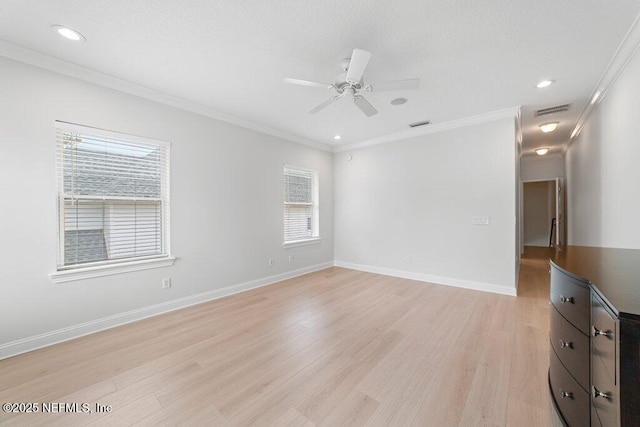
[539,122,559,133]
[591,90,601,104]
[535,148,549,156]
[390,97,408,106]
[333,135,341,140]
[51,25,85,42]
[536,79,554,89]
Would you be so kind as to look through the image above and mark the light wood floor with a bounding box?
[1,248,556,426]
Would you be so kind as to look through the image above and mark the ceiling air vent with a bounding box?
[409,120,432,128]
[535,104,571,117]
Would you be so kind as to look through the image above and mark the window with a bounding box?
[283,165,319,245]
[54,122,171,276]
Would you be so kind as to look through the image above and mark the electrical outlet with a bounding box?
[162,278,171,289]
[405,255,412,264]
[288,255,294,263]
[268,258,275,266]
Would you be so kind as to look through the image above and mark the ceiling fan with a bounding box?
[284,49,420,117]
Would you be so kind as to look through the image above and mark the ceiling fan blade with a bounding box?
[369,78,420,92]
[284,78,333,90]
[353,95,378,117]
[309,95,342,114]
[345,49,371,84]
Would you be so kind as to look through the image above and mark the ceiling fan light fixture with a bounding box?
[51,25,85,42]
[390,97,408,106]
[536,79,554,89]
[535,148,549,156]
[539,122,559,133]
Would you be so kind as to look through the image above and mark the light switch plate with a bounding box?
[472,216,490,225]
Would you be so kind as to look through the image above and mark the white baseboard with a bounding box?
[0,262,333,360]
[334,260,517,297]
[1,260,517,360]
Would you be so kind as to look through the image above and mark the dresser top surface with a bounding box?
[551,245,640,320]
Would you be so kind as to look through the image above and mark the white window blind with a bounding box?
[55,122,170,270]
[283,165,319,242]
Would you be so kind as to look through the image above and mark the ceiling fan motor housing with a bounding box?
[334,72,363,94]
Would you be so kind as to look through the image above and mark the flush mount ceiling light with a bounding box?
[535,148,549,156]
[390,97,408,106]
[591,90,602,104]
[333,135,341,140]
[536,79,554,89]
[51,25,85,42]
[539,122,559,133]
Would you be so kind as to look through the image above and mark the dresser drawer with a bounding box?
[550,265,590,334]
[591,292,617,384]
[550,305,589,391]
[550,350,590,427]
[592,353,618,427]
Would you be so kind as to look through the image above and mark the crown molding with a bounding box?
[333,106,521,153]
[0,41,332,153]
[566,11,640,151]
[0,40,522,155]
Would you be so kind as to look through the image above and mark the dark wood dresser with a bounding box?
[549,246,640,426]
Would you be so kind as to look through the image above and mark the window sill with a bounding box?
[283,237,322,249]
[50,256,176,283]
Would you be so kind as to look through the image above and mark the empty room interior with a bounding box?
[1,1,640,426]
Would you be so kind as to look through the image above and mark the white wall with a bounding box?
[0,57,334,352]
[520,154,564,182]
[566,46,640,249]
[334,118,517,294]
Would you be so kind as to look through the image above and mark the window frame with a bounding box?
[282,164,321,248]
[50,121,174,283]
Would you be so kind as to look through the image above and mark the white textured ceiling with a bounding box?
[1,0,640,154]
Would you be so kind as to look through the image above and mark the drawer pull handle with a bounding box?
[592,325,613,338]
[559,295,574,304]
[592,386,611,400]
[560,389,573,399]
[559,340,573,349]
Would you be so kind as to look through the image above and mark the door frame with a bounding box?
[520,177,563,255]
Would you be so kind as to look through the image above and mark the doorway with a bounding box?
[522,179,564,249]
